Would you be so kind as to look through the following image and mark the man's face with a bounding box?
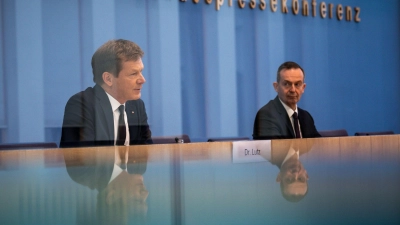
[277,155,309,197]
[109,58,146,104]
[107,172,149,205]
[103,172,148,221]
[273,68,306,110]
[127,174,149,204]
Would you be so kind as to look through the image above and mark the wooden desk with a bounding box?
[0,135,399,224]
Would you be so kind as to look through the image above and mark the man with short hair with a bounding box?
[60,39,152,147]
[253,61,320,140]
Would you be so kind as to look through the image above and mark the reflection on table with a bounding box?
[64,146,148,224]
[0,135,399,224]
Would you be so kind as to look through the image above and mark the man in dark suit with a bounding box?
[60,39,152,148]
[253,61,320,140]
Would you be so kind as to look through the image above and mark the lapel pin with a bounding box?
[132,111,134,114]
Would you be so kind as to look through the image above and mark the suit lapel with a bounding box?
[273,97,295,138]
[93,85,114,140]
[298,109,307,137]
[126,101,138,141]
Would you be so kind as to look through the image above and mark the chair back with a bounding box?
[208,137,250,142]
[0,142,58,150]
[319,129,349,137]
[152,134,191,144]
[354,131,394,136]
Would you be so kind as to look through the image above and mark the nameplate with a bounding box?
[232,140,271,163]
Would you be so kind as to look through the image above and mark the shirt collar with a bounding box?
[109,164,124,184]
[279,98,298,117]
[281,146,299,167]
[105,92,125,112]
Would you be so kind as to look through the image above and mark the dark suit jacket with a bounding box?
[60,85,152,148]
[64,147,148,192]
[253,96,320,140]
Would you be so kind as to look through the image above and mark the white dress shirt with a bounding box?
[279,98,302,138]
[281,146,300,167]
[105,92,130,146]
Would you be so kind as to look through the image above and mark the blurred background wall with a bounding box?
[0,0,399,145]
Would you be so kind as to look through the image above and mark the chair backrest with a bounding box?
[354,131,394,136]
[319,129,349,137]
[152,134,191,144]
[0,142,58,150]
[207,137,250,142]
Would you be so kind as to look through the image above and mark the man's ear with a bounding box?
[102,72,113,87]
[273,82,279,92]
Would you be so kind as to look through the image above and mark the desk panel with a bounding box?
[0,136,399,224]
[370,135,400,160]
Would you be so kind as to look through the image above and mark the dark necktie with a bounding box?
[116,105,126,146]
[119,147,127,170]
[293,112,301,138]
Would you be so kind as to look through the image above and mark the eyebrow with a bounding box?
[282,80,303,83]
[131,67,144,73]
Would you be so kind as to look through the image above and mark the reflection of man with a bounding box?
[269,140,311,202]
[64,147,149,224]
[60,39,152,148]
[276,147,308,202]
[97,169,148,224]
[253,61,320,140]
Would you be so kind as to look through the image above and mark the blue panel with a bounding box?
[158,0,183,135]
[15,0,44,142]
[79,0,95,88]
[2,0,19,142]
[0,0,5,128]
[179,2,207,140]
[254,5,283,106]
[235,6,256,138]
[92,0,115,49]
[42,0,81,131]
[262,12,286,102]
[202,4,221,137]
[146,0,184,136]
[217,4,238,137]
[146,0,162,136]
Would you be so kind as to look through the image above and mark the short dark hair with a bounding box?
[276,61,305,83]
[92,39,144,85]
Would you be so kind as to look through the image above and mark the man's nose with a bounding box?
[296,173,307,182]
[291,166,301,173]
[138,73,146,83]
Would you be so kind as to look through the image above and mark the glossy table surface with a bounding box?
[0,135,399,225]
